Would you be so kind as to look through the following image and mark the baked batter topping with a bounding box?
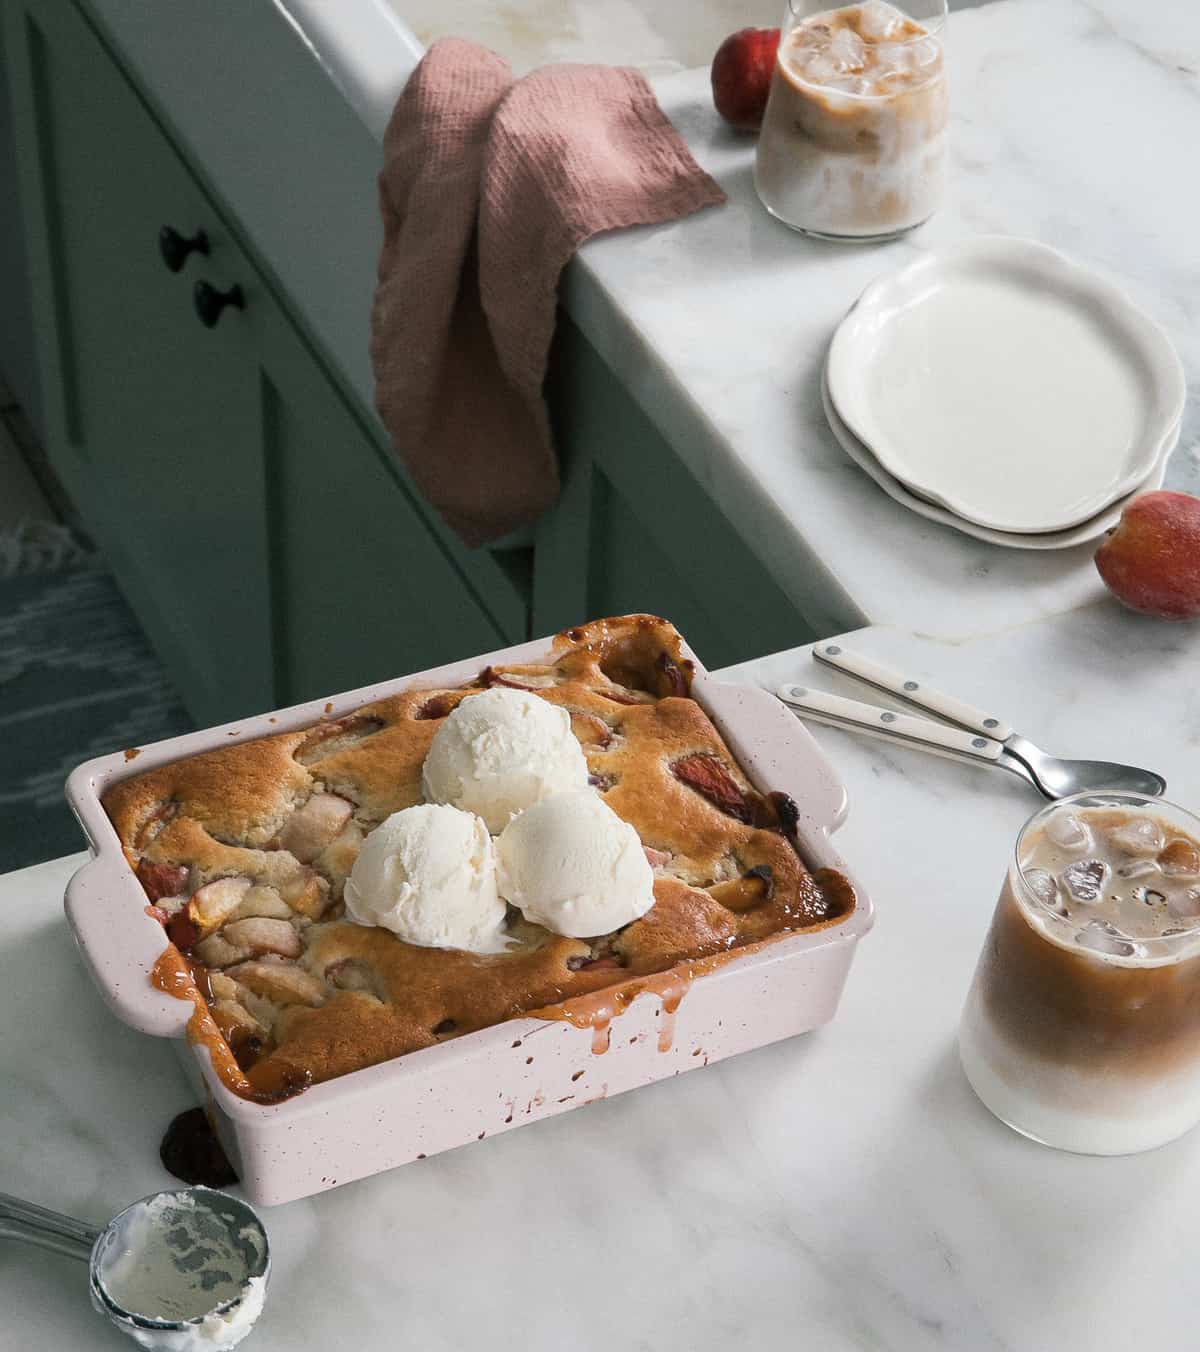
[105,616,855,1101]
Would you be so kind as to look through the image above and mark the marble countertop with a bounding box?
[5,598,1200,1352]
[565,0,1200,639]
[277,0,1200,640]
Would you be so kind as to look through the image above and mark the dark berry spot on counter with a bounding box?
[160,1107,238,1188]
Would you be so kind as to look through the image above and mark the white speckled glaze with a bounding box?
[63,627,871,1206]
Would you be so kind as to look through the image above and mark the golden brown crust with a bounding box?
[616,878,739,975]
[104,615,854,1098]
[105,733,313,849]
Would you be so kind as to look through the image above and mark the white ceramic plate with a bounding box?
[826,237,1186,534]
[821,362,1174,551]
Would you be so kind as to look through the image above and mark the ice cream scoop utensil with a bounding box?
[0,1186,269,1351]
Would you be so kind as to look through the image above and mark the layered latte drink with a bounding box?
[960,793,1200,1155]
[754,0,947,239]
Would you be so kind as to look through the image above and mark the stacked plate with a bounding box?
[823,237,1185,550]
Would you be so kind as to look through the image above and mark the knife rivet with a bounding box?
[880,712,897,723]
[792,687,807,698]
[826,645,842,655]
[983,718,999,729]
[972,737,988,748]
[904,681,919,691]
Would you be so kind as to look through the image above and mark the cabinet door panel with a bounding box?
[7,0,273,723]
[539,322,816,669]
[254,332,506,706]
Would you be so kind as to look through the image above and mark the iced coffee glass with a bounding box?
[959,791,1200,1155]
[754,0,948,240]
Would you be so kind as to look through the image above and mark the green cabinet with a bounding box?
[6,0,818,705]
[538,322,816,671]
[6,0,274,721]
[5,0,507,727]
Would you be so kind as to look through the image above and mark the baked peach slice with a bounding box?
[188,876,254,936]
[194,933,251,968]
[274,792,354,864]
[228,884,295,922]
[569,711,614,749]
[708,865,774,913]
[479,664,560,690]
[222,918,302,960]
[278,867,331,920]
[672,754,752,823]
[227,958,326,1007]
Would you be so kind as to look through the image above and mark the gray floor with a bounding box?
[0,376,194,872]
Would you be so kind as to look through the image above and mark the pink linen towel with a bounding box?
[370,38,726,547]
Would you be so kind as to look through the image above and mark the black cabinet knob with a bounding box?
[159,226,209,273]
[193,280,245,328]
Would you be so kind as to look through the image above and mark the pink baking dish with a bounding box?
[63,626,873,1206]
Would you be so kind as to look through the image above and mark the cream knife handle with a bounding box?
[777,685,1007,765]
[812,645,1015,742]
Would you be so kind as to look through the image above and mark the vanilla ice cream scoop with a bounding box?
[344,804,506,953]
[496,791,655,938]
[421,687,590,834]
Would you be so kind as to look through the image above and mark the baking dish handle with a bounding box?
[64,854,191,1039]
[699,677,849,836]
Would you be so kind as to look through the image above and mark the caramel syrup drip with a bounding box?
[528,935,804,1053]
[658,990,684,1054]
[531,855,859,1049]
[523,817,852,1064]
[151,946,312,1105]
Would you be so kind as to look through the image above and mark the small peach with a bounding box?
[711,27,781,132]
[1095,491,1200,620]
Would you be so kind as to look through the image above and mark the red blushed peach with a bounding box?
[1094,491,1200,620]
[711,27,781,132]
